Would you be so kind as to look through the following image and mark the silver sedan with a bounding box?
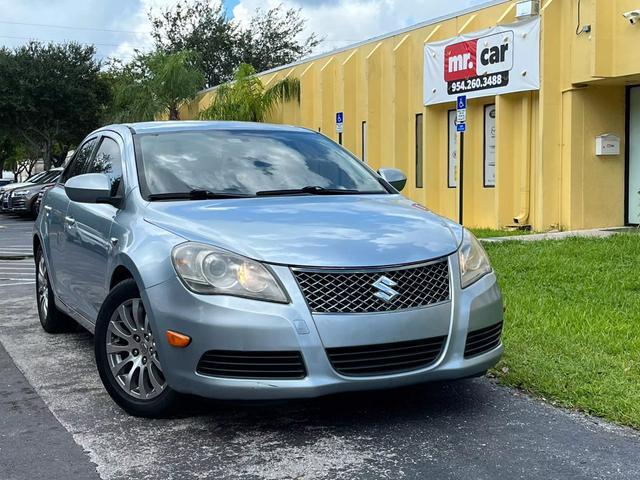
[34,121,503,417]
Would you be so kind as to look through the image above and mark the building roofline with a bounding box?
[199,0,512,95]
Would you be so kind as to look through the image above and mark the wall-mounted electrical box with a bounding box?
[595,134,621,156]
[516,0,540,19]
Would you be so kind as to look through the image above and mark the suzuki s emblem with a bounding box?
[372,276,399,302]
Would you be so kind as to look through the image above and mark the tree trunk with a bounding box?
[43,138,52,171]
[168,104,180,121]
[0,158,4,179]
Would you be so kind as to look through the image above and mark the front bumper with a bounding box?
[3,193,32,213]
[142,256,503,400]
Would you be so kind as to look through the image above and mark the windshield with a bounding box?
[26,171,46,183]
[135,130,388,198]
[36,170,60,184]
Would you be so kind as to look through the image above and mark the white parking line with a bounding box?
[0,259,36,286]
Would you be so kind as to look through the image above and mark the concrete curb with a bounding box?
[481,227,638,243]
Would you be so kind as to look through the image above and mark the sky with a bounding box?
[0,0,492,65]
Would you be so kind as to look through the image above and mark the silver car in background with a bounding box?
[3,168,63,217]
[34,121,503,417]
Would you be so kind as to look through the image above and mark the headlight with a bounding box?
[12,189,29,197]
[171,242,288,303]
[458,229,492,288]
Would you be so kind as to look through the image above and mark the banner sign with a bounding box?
[424,18,540,106]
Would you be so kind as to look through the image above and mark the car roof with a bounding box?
[112,121,313,135]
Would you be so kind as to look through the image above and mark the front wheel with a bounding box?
[95,279,178,417]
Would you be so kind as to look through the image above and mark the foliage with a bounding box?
[105,50,204,122]
[150,1,319,88]
[200,64,300,122]
[484,234,640,429]
[0,42,110,169]
[0,135,38,181]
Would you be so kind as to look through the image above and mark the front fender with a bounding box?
[109,213,186,292]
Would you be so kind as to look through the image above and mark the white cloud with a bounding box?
[0,0,178,63]
[0,0,492,64]
[232,0,494,54]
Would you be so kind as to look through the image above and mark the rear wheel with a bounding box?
[95,279,178,417]
[35,248,76,333]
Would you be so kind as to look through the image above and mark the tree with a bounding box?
[150,1,319,89]
[200,63,300,122]
[0,42,110,170]
[0,136,38,181]
[106,50,204,122]
[0,135,16,179]
[235,6,320,75]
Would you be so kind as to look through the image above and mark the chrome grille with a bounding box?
[293,259,450,314]
[9,197,26,210]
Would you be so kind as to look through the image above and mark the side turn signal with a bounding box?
[166,330,191,348]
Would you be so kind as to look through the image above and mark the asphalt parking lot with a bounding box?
[1,214,639,480]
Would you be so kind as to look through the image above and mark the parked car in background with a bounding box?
[34,122,503,418]
[0,171,47,198]
[1,168,62,216]
[33,183,57,216]
[0,178,13,188]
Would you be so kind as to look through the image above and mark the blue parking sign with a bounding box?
[336,112,344,133]
[457,96,467,110]
[457,122,466,133]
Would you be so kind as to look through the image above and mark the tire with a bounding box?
[35,248,76,333]
[95,279,178,418]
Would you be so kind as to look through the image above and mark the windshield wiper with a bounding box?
[256,186,364,197]
[148,189,253,201]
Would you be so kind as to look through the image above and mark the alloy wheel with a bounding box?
[106,299,166,400]
[37,256,49,318]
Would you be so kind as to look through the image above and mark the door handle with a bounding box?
[43,205,52,212]
[64,216,76,226]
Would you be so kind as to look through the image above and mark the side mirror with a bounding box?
[378,168,407,192]
[65,173,120,206]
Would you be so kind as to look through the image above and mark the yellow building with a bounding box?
[184,0,640,231]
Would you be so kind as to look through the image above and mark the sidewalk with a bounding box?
[481,227,637,243]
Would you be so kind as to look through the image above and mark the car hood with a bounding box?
[144,195,463,267]
[0,181,32,193]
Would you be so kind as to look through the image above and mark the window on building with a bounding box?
[415,114,424,188]
[447,110,457,188]
[484,104,496,188]
[361,121,367,162]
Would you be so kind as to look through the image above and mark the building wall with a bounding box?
[183,0,640,231]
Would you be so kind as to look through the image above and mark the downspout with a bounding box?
[514,93,532,225]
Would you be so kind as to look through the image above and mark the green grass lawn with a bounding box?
[471,228,537,239]
[483,234,640,429]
